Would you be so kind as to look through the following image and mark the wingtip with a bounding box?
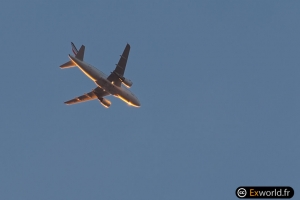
[64,101,71,105]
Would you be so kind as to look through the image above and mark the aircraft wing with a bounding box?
[64,87,109,105]
[107,44,130,87]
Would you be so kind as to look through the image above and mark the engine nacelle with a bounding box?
[98,98,111,108]
[122,78,133,88]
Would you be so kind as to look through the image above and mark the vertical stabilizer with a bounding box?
[71,42,78,55]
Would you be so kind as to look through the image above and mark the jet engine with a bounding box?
[98,97,111,108]
[121,78,133,88]
[112,71,133,88]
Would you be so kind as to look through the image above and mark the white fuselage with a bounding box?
[68,55,140,107]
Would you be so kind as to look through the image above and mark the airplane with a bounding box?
[60,43,141,108]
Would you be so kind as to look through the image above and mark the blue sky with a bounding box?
[0,1,299,199]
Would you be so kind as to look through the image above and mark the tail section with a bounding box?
[75,45,85,61]
[71,42,78,55]
[60,44,85,69]
[60,61,75,69]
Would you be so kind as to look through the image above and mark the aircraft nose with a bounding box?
[133,97,141,107]
[136,100,141,107]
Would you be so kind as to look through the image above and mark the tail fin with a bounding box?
[75,45,85,61]
[71,42,78,55]
[59,44,85,69]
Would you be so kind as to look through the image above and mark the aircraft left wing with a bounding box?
[107,44,130,87]
[64,87,109,105]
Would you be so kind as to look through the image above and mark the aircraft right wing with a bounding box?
[64,87,109,105]
[107,44,130,87]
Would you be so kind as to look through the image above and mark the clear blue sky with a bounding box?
[0,1,299,199]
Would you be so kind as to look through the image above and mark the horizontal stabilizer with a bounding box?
[60,61,75,69]
[75,45,85,61]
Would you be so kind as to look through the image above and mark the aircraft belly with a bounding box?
[78,64,136,106]
[95,79,118,95]
[77,64,103,81]
[115,89,131,103]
